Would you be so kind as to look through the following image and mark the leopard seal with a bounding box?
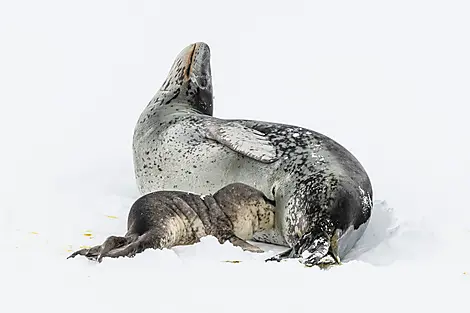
[68,183,275,262]
[132,42,373,267]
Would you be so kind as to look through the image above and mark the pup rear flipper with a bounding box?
[67,235,136,262]
[100,232,161,260]
[67,245,102,261]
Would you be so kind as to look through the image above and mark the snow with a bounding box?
[1,1,470,312]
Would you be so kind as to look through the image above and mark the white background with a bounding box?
[1,1,469,312]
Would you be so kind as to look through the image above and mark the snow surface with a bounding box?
[1,1,470,312]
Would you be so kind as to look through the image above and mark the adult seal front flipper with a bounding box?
[203,120,279,163]
[228,236,264,253]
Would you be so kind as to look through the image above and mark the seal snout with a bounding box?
[176,42,210,73]
[170,42,208,76]
[192,42,210,54]
[188,42,211,82]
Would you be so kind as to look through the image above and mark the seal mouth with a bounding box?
[182,42,211,79]
[184,43,197,79]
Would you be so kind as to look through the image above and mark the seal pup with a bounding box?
[67,183,275,262]
[132,42,373,267]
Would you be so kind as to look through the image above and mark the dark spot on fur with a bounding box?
[165,89,180,105]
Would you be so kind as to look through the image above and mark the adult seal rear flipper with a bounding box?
[203,120,279,163]
[265,227,342,268]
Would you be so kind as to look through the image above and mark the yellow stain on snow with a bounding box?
[30,232,39,235]
[105,215,118,219]
[66,244,92,252]
[222,260,242,264]
[83,230,93,238]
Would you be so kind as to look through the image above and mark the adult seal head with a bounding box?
[132,42,373,267]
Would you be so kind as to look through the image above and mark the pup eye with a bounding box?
[263,195,276,206]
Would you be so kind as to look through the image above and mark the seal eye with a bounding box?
[195,76,209,89]
[262,195,276,207]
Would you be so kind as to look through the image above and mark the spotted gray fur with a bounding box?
[67,183,275,262]
[132,42,373,267]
